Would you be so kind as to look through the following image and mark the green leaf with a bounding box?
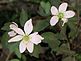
[10,59,20,61]
[1,32,9,48]
[1,22,11,31]
[76,54,81,61]
[41,32,60,51]
[22,55,27,61]
[50,0,61,7]
[8,43,21,58]
[57,43,70,55]
[56,43,75,56]
[20,9,28,27]
[1,32,21,58]
[31,45,42,58]
[55,24,67,41]
[38,6,46,16]
[68,17,77,39]
[34,19,49,32]
[62,56,76,61]
[38,1,51,16]
[15,46,21,59]
[40,1,51,14]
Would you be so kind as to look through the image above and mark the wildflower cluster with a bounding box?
[8,3,75,53]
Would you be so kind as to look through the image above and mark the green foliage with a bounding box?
[40,1,51,14]
[31,45,42,58]
[8,43,21,58]
[56,43,75,56]
[21,55,27,61]
[41,32,60,51]
[33,19,49,32]
[67,17,78,39]
[56,25,67,40]
[1,32,9,48]
[50,0,61,7]
[20,9,28,27]
[76,54,81,61]
[1,22,11,31]
[10,59,20,61]
[0,0,78,61]
[38,1,51,16]
[1,32,21,58]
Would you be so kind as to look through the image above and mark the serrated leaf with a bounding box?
[41,32,60,51]
[34,19,49,32]
[1,22,11,31]
[40,1,51,14]
[31,45,42,58]
[57,43,70,55]
[20,9,28,27]
[56,43,75,56]
[38,6,47,16]
[38,1,51,16]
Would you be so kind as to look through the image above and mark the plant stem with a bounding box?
[5,52,12,61]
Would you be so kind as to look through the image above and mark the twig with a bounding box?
[5,52,12,61]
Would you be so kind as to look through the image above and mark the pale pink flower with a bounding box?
[8,19,44,53]
[50,3,75,26]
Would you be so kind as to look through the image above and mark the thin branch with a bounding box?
[5,52,12,61]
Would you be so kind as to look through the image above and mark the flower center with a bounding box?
[57,12,64,19]
[23,35,30,42]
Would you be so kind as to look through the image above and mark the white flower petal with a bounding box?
[30,32,44,45]
[59,3,68,12]
[12,22,18,27]
[26,42,34,53]
[30,36,41,45]
[38,35,44,40]
[19,41,27,53]
[50,16,59,26]
[30,32,38,36]
[51,6,58,15]
[62,18,68,26]
[10,22,24,35]
[11,28,24,35]
[8,35,23,42]
[8,31,16,37]
[64,11,75,18]
[10,23,18,29]
[24,19,33,35]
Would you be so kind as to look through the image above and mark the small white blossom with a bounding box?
[8,19,44,53]
[50,3,75,26]
[8,31,16,37]
[8,22,18,37]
